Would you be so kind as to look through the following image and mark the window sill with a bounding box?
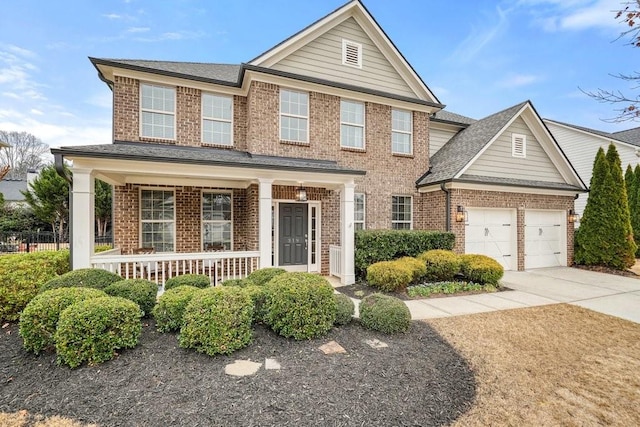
[392,152,414,159]
[280,140,310,147]
[139,137,176,145]
[202,143,234,149]
[340,146,366,153]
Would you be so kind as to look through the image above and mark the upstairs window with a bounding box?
[354,193,366,231]
[342,39,362,68]
[392,195,412,230]
[141,83,175,139]
[202,93,233,146]
[392,109,413,155]
[341,100,365,149]
[280,89,309,143]
[512,133,526,158]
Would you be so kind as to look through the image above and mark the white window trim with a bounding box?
[342,39,362,69]
[139,83,176,141]
[139,187,176,252]
[391,109,413,155]
[340,99,366,150]
[512,133,527,158]
[201,190,234,251]
[279,88,309,143]
[354,193,366,230]
[391,195,413,230]
[201,93,234,146]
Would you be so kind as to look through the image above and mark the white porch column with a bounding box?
[340,182,356,285]
[258,178,273,269]
[72,168,95,269]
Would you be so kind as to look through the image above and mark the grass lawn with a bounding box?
[428,304,640,426]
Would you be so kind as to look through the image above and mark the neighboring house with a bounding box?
[52,0,586,280]
[545,120,640,219]
[0,179,27,207]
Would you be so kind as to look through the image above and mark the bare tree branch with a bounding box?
[0,131,50,180]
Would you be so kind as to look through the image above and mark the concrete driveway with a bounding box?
[502,267,640,324]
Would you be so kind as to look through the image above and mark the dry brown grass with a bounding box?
[428,304,640,426]
[0,412,97,427]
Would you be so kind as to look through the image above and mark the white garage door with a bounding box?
[524,210,566,269]
[465,208,516,270]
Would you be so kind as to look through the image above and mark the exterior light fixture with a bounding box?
[568,209,579,224]
[455,205,466,222]
[295,186,307,202]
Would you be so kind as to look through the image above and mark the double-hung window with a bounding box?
[392,109,412,155]
[140,189,175,252]
[341,100,365,149]
[140,83,175,139]
[392,196,412,230]
[202,192,232,250]
[280,89,308,143]
[354,193,365,231]
[202,93,233,145]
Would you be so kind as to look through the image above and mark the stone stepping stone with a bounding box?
[224,360,262,377]
[319,340,346,354]
[364,338,388,349]
[265,358,281,370]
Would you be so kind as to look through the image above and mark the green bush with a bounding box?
[334,293,354,326]
[264,272,336,340]
[359,293,411,334]
[152,285,201,332]
[396,256,427,282]
[366,260,413,292]
[41,268,122,293]
[460,254,504,285]
[241,285,268,323]
[246,267,287,286]
[179,287,253,356]
[407,281,495,298]
[164,274,210,291]
[104,279,158,317]
[355,230,455,278]
[55,296,142,368]
[0,250,70,322]
[19,287,107,355]
[94,245,113,253]
[418,250,462,282]
[220,278,250,287]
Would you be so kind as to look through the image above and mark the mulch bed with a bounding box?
[336,282,509,301]
[0,320,475,427]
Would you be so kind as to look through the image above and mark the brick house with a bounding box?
[52,0,585,283]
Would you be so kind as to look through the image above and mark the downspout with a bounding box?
[441,182,451,232]
[54,153,73,270]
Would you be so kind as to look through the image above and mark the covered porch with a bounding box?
[53,143,365,286]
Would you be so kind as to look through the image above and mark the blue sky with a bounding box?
[0,0,637,153]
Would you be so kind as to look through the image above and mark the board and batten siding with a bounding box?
[429,127,459,155]
[546,121,640,217]
[271,17,417,99]
[464,117,565,183]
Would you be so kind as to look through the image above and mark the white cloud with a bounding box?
[448,6,509,63]
[498,73,542,88]
[0,47,45,101]
[85,91,112,109]
[126,26,150,33]
[103,13,124,20]
[520,0,622,32]
[30,109,43,116]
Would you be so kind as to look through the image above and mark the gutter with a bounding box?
[440,182,451,232]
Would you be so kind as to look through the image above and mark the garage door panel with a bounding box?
[465,208,515,271]
[525,210,566,269]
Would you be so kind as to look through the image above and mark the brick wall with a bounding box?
[176,87,201,146]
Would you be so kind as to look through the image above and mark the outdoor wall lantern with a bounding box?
[568,209,579,224]
[295,186,308,202]
[455,205,466,222]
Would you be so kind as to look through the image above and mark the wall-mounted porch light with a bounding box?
[295,186,307,202]
[568,209,579,224]
[455,205,466,222]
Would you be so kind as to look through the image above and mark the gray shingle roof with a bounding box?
[51,142,365,176]
[417,101,529,187]
[431,110,476,126]
[0,179,27,202]
[612,126,640,145]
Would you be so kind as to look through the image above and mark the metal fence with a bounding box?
[0,232,112,254]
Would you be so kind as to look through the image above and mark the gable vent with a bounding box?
[512,133,526,158]
[342,39,362,68]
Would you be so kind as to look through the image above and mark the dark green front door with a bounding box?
[278,203,307,266]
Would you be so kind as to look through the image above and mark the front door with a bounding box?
[279,203,308,266]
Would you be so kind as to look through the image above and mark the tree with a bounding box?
[22,165,69,243]
[95,179,112,237]
[576,145,636,268]
[625,164,640,251]
[0,131,50,179]
[583,2,640,122]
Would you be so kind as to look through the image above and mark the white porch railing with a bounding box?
[90,250,261,286]
[329,245,342,279]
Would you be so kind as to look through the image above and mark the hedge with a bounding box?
[418,250,462,282]
[355,230,455,278]
[0,250,70,322]
[153,285,201,332]
[104,279,158,317]
[164,274,210,291]
[41,268,123,293]
[459,254,504,285]
[359,293,411,334]
[366,260,414,292]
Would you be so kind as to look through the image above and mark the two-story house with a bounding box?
[52,0,586,284]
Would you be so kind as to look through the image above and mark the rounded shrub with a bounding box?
[179,287,254,356]
[220,278,250,287]
[366,261,413,292]
[418,250,462,282]
[246,267,286,286]
[264,272,337,340]
[460,254,504,285]
[334,293,355,326]
[359,293,411,334]
[104,279,158,317]
[241,285,268,323]
[19,287,107,355]
[396,257,427,282]
[164,274,210,291]
[55,296,143,368]
[40,268,123,293]
[152,285,201,332]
